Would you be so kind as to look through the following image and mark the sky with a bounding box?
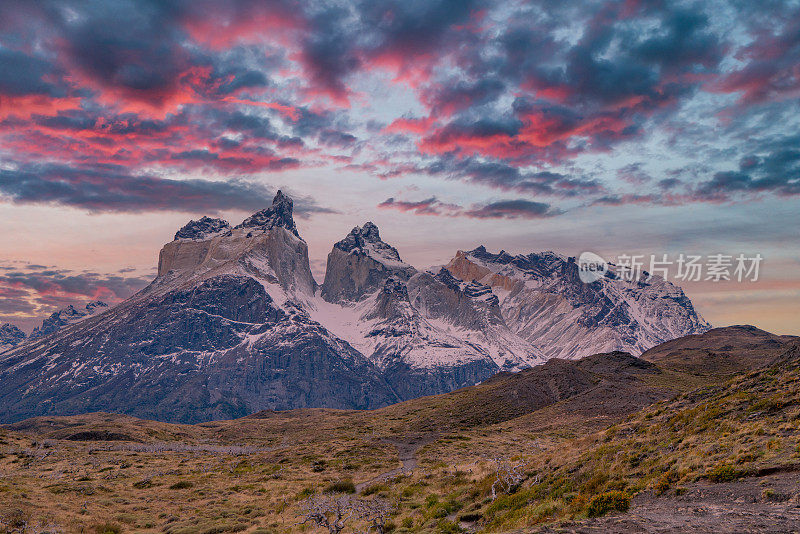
[0,0,798,334]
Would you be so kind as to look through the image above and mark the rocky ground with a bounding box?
[1,330,798,533]
[537,471,800,533]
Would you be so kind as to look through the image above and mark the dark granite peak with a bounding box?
[174,216,232,241]
[235,190,299,238]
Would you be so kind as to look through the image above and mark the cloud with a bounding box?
[712,16,800,105]
[0,163,328,214]
[416,156,602,198]
[379,196,562,219]
[693,134,800,200]
[0,0,797,218]
[0,47,65,97]
[0,262,155,331]
[464,199,561,219]
[378,196,455,216]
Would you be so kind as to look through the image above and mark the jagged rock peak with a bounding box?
[235,190,299,238]
[30,301,108,339]
[0,323,26,351]
[364,276,413,323]
[174,216,232,241]
[334,222,404,264]
[336,221,379,249]
[434,268,499,305]
[434,267,462,290]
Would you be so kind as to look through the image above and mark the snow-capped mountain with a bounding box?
[445,247,711,360]
[0,193,396,423]
[0,323,26,353]
[321,222,415,303]
[0,193,709,423]
[313,223,545,398]
[29,301,109,340]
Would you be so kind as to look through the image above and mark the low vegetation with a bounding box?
[1,343,798,532]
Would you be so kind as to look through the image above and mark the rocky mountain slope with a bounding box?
[0,323,26,353]
[29,301,109,340]
[2,327,797,533]
[445,247,711,360]
[0,193,397,423]
[313,223,547,399]
[1,302,109,354]
[0,192,711,423]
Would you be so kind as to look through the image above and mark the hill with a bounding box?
[2,327,798,532]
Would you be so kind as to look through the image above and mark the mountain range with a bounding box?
[0,192,710,423]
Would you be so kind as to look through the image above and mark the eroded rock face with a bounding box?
[321,222,416,303]
[174,217,232,241]
[0,324,25,353]
[157,192,316,296]
[0,274,398,424]
[235,190,299,237]
[445,247,711,360]
[29,302,109,340]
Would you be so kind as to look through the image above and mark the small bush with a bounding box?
[132,479,153,489]
[706,464,746,483]
[169,481,194,490]
[324,479,356,494]
[586,491,630,517]
[311,460,326,472]
[762,488,789,502]
[4,510,28,529]
[361,483,388,496]
[93,523,121,534]
[457,512,483,522]
[655,471,678,495]
[436,519,463,533]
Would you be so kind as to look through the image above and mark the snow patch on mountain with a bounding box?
[174,216,232,241]
[0,324,26,354]
[445,246,711,360]
[29,301,109,340]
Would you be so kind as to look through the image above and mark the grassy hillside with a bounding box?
[0,328,797,533]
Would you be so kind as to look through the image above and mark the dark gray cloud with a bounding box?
[465,199,560,219]
[694,134,800,200]
[0,47,64,97]
[0,0,797,218]
[0,268,150,300]
[0,163,330,214]
[378,196,562,219]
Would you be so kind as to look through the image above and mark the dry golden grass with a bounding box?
[2,337,798,533]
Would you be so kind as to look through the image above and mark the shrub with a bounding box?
[324,479,356,494]
[361,483,388,496]
[93,523,121,534]
[706,464,746,483]
[169,481,194,490]
[457,512,483,522]
[311,460,326,472]
[485,488,536,520]
[4,510,28,529]
[655,471,678,495]
[436,519,463,533]
[586,491,630,517]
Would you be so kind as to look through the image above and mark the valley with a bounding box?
[1,327,798,533]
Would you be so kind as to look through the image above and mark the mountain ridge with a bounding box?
[0,192,712,423]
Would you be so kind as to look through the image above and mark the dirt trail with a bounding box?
[535,471,800,533]
[356,435,436,492]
